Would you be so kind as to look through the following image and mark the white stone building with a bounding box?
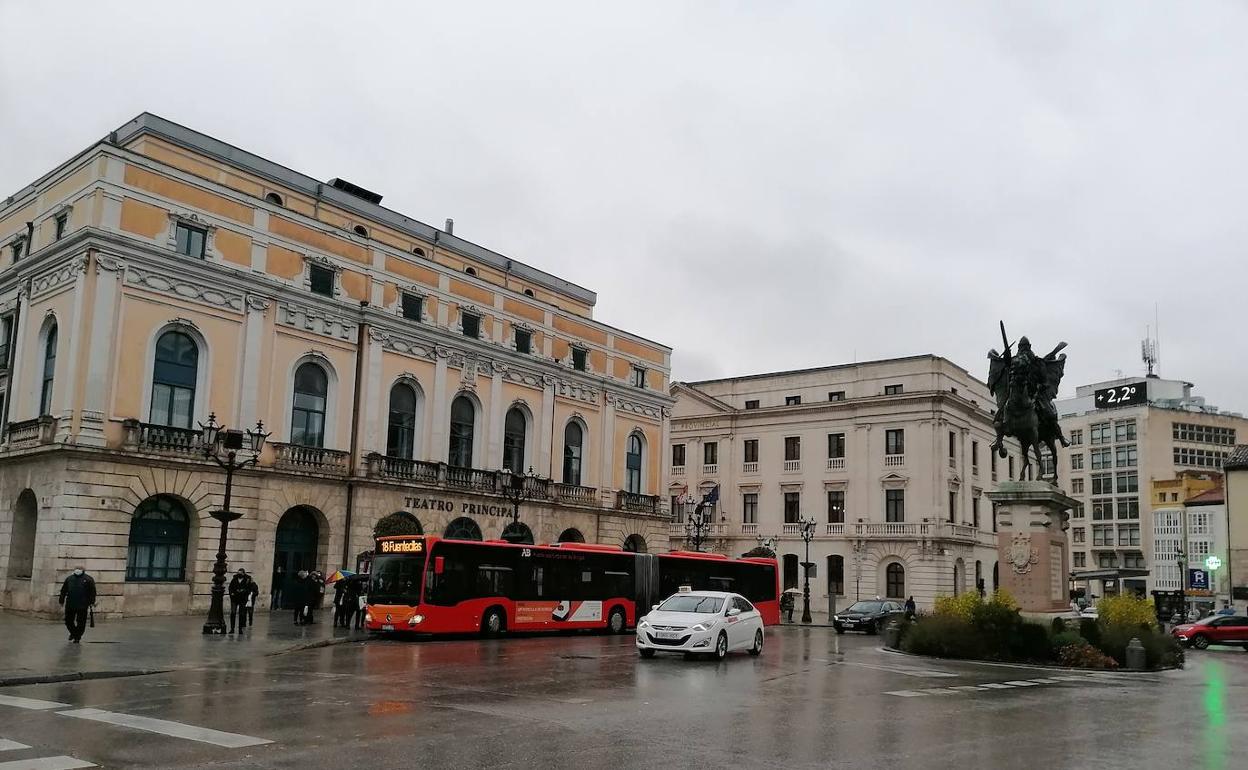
[669,355,1015,612]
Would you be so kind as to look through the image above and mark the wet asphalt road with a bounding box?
[1,627,1246,769]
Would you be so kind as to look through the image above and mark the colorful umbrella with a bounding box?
[325,569,355,584]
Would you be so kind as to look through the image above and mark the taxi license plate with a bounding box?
[655,631,679,640]
[381,624,395,631]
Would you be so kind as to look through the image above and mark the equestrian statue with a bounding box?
[987,321,1070,483]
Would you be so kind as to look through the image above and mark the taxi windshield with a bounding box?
[659,595,725,614]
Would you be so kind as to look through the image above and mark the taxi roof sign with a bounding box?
[678,585,692,593]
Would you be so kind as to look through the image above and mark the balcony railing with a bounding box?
[371,455,441,484]
[128,421,202,456]
[782,522,802,536]
[550,482,597,507]
[742,522,758,535]
[862,522,919,537]
[783,460,801,472]
[827,457,845,471]
[826,522,844,536]
[4,416,57,448]
[948,523,977,540]
[671,465,686,477]
[669,522,686,536]
[702,464,718,476]
[446,465,498,493]
[884,454,905,467]
[272,443,350,475]
[617,490,660,514]
[742,462,759,474]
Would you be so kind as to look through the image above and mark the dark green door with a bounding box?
[273,507,319,608]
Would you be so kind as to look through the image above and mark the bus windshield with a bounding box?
[369,554,425,606]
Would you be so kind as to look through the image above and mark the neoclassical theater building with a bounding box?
[0,113,673,617]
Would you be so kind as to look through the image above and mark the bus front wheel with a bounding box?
[607,607,626,634]
[481,607,506,638]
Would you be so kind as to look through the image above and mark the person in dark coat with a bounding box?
[270,565,285,610]
[348,575,367,630]
[332,578,349,628]
[59,566,96,643]
[904,596,917,621]
[228,568,258,633]
[292,570,315,625]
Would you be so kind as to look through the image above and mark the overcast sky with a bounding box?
[3,2,1245,409]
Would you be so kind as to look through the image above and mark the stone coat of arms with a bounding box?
[1008,533,1039,574]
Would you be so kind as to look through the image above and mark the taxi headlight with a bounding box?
[638,619,649,629]
[691,623,711,632]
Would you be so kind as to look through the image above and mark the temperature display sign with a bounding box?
[1094,382,1146,409]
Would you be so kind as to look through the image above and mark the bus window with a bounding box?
[369,553,425,606]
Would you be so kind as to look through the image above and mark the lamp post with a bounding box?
[499,467,538,543]
[800,517,816,624]
[685,499,713,552]
[199,413,269,635]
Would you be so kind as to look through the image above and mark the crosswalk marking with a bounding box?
[979,683,1016,689]
[883,690,927,697]
[886,673,1131,697]
[0,696,69,711]
[56,709,272,748]
[0,741,30,752]
[0,757,96,769]
[841,661,960,678]
[1003,680,1040,686]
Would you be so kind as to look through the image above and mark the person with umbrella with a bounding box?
[327,569,356,627]
[780,588,800,623]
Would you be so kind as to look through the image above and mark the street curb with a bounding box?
[264,635,364,657]
[878,645,1181,673]
[0,669,170,688]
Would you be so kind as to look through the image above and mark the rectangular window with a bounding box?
[885,429,904,455]
[175,222,207,258]
[704,442,718,466]
[827,491,845,523]
[1118,524,1141,547]
[571,347,587,371]
[743,493,758,524]
[54,212,68,240]
[827,433,845,459]
[460,312,481,338]
[1069,429,1083,446]
[1091,473,1114,496]
[631,366,646,388]
[948,490,957,523]
[743,439,759,464]
[1114,420,1137,442]
[949,431,957,459]
[1116,499,1139,520]
[783,492,801,523]
[309,264,335,297]
[744,399,759,410]
[1074,552,1086,568]
[885,489,905,522]
[11,238,25,262]
[1122,552,1144,569]
[784,436,800,462]
[514,329,532,354]
[1116,471,1138,494]
[1071,453,1084,470]
[785,395,801,406]
[671,444,685,467]
[1090,448,1112,470]
[972,441,979,470]
[1093,525,1113,546]
[1073,527,1085,544]
[1071,477,1085,495]
[0,315,11,368]
[1098,553,1118,568]
[884,384,903,395]
[401,292,423,321]
[972,496,980,528]
[1092,500,1114,520]
[1115,444,1137,468]
[1090,422,1111,445]
[828,391,845,402]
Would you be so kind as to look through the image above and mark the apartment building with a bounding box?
[0,113,673,617]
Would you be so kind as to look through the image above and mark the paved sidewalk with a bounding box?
[0,608,367,686]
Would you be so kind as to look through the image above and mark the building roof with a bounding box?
[1227,444,1248,471]
[683,354,980,387]
[1186,487,1226,506]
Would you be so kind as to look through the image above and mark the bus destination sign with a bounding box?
[379,538,424,554]
[1093,382,1146,409]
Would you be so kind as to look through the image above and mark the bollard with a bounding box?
[883,621,902,650]
[1125,637,1146,670]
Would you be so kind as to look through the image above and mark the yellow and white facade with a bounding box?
[0,113,673,617]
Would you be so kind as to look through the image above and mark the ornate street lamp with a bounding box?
[800,517,816,624]
[199,413,269,635]
[499,467,539,543]
[684,498,714,552]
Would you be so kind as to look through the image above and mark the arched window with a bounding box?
[353,224,369,237]
[444,516,482,541]
[412,247,425,258]
[501,521,534,545]
[557,527,585,543]
[623,534,647,553]
[150,330,198,428]
[386,383,418,459]
[625,433,643,494]
[502,407,526,474]
[374,511,423,538]
[39,322,57,416]
[782,554,799,590]
[10,489,38,579]
[563,421,584,486]
[126,496,190,582]
[523,288,535,297]
[464,266,477,276]
[264,192,284,206]
[828,554,844,597]
[448,395,475,468]
[291,363,328,447]
[885,562,905,599]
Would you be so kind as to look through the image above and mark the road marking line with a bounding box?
[0,757,96,770]
[950,685,988,691]
[979,683,1015,689]
[56,709,272,749]
[841,661,959,678]
[883,690,927,697]
[0,741,30,752]
[0,696,70,711]
[1003,680,1040,686]
[919,687,960,695]
[1047,676,1090,682]
[1028,678,1063,684]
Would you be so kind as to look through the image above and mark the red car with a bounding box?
[1172,615,1248,650]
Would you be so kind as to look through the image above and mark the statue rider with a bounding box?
[988,335,1070,454]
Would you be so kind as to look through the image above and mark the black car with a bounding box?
[833,600,905,634]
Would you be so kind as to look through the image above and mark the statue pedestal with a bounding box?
[987,481,1077,613]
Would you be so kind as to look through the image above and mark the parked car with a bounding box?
[1172,615,1248,650]
[833,600,905,635]
[636,591,765,660]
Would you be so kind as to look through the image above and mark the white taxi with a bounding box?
[636,590,764,660]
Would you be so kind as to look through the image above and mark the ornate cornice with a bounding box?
[30,255,88,299]
[125,264,244,313]
[278,301,356,340]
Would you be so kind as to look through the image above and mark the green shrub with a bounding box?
[1079,617,1101,647]
[900,614,986,660]
[1051,617,1068,636]
[1097,594,1157,630]
[933,592,982,622]
[1051,630,1084,655]
[988,588,1019,612]
[970,600,1023,659]
[1057,642,1119,669]
[1007,622,1052,662]
[1097,625,1184,669]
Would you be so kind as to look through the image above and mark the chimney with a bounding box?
[444,218,454,235]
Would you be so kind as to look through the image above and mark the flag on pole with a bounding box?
[703,484,720,504]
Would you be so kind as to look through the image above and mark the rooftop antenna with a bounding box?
[1154,302,1161,376]
[1142,335,1157,377]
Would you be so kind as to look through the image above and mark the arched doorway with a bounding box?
[374,512,423,538]
[885,562,906,599]
[623,534,647,553]
[9,489,38,580]
[782,554,799,590]
[953,557,965,596]
[444,517,482,541]
[557,527,585,543]
[501,521,534,545]
[273,507,320,608]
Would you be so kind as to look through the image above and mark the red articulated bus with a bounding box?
[365,535,779,636]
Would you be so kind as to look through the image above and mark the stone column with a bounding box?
[55,256,90,442]
[987,481,1076,614]
[237,296,270,427]
[486,364,504,469]
[78,255,125,446]
[429,347,449,462]
[362,328,387,456]
[536,375,555,477]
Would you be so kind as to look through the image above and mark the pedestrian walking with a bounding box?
[350,576,367,630]
[332,578,349,628]
[292,569,315,625]
[58,566,96,643]
[228,568,258,633]
[904,596,917,621]
[313,570,326,610]
[780,591,795,623]
[270,565,285,609]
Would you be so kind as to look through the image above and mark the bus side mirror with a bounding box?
[434,556,444,575]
